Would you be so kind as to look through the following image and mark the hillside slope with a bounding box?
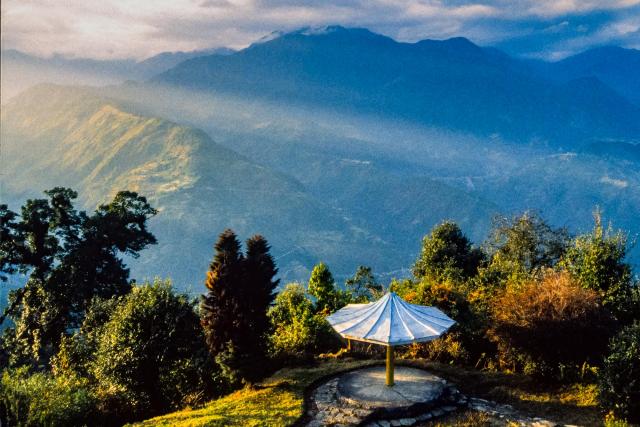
[0,84,399,286]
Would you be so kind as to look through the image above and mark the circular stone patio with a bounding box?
[337,366,446,409]
[306,366,462,426]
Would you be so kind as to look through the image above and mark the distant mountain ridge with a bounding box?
[2,27,639,288]
[1,47,234,101]
[534,46,640,106]
[154,26,640,147]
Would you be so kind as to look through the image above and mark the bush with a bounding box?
[560,214,635,322]
[488,271,615,379]
[393,278,493,366]
[0,367,97,426]
[269,283,340,358]
[89,280,216,418]
[598,321,640,422]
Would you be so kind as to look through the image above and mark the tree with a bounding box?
[90,280,212,417]
[0,188,157,366]
[560,212,635,322]
[307,262,347,313]
[413,221,485,283]
[239,235,279,375]
[345,265,383,302]
[200,229,243,356]
[487,211,569,281]
[200,230,278,383]
[268,283,338,357]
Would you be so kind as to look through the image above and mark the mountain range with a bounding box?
[1,26,639,291]
[155,26,640,147]
[0,47,234,100]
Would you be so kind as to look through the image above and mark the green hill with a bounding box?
[0,84,399,287]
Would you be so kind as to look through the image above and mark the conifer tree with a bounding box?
[308,262,347,313]
[200,229,243,356]
[200,230,278,383]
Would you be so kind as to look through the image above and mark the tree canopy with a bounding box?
[0,188,157,366]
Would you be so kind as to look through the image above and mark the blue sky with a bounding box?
[1,0,639,60]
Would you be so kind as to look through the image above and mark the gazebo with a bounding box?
[326,292,455,386]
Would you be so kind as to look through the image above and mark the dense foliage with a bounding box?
[488,271,615,378]
[1,280,216,425]
[307,262,349,313]
[0,188,157,367]
[598,321,640,422]
[1,188,638,426]
[268,283,339,358]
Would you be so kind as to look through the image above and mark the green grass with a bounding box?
[130,358,378,427]
[402,360,601,426]
[134,357,603,427]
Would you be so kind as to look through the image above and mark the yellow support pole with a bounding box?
[347,339,351,351]
[386,345,395,386]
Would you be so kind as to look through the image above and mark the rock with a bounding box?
[390,420,402,426]
[399,418,416,426]
[378,421,391,427]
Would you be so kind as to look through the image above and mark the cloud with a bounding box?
[1,0,639,59]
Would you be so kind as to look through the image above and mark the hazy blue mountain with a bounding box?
[98,81,640,270]
[1,83,502,287]
[1,47,233,100]
[155,26,640,147]
[1,84,414,287]
[534,46,640,106]
[2,27,639,291]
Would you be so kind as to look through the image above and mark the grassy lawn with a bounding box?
[131,358,378,427]
[133,357,602,427]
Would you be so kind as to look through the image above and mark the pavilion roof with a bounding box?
[326,292,455,346]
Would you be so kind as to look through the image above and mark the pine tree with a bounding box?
[200,231,278,383]
[200,229,243,356]
[308,262,346,313]
[244,235,279,345]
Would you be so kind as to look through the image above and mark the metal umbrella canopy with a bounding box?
[326,292,455,386]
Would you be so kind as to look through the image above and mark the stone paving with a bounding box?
[304,366,582,427]
[305,366,461,426]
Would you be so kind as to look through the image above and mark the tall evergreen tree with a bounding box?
[308,262,346,313]
[200,230,278,383]
[200,229,243,356]
[244,235,279,346]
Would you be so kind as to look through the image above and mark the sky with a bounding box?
[1,0,639,61]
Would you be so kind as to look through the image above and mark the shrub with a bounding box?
[0,367,97,426]
[90,280,215,418]
[393,279,493,366]
[598,321,640,422]
[269,283,340,358]
[560,214,635,322]
[488,271,615,379]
